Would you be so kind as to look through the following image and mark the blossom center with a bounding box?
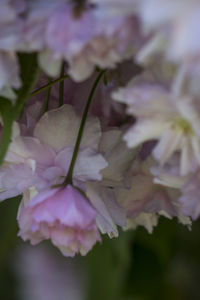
[173,117,192,134]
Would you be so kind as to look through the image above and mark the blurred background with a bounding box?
[1,196,200,300]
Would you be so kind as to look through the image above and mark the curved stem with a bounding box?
[31,74,69,97]
[43,78,52,112]
[63,70,106,186]
[59,63,65,106]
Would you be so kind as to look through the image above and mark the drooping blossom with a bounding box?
[18,185,100,257]
[0,102,132,251]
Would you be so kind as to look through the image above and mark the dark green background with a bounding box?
[1,196,200,300]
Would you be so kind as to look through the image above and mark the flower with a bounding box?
[18,185,100,257]
[113,75,200,176]
[1,104,125,244]
[85,129,136,237]
[137,0,200,70]
[42,3,136,81]
[0,104,107,200]
[0,0,139,82]
[116,157,191,233]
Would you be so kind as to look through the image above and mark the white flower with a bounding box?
[137,0,200,68]
[113,77,200,176]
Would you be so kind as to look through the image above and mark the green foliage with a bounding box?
[84,230,134,300]
[0,196,21,266]
[82,218,200,300]
[14,53,39,119]
[0,53,39,165]
[0,196,21,300]
[0,98,14,164]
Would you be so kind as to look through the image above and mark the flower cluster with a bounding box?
[1,0,200,257]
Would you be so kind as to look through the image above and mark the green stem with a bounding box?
[43,78,52,112]
[59,63,65,106]
[31,74,69,97]
[63,70,106,186]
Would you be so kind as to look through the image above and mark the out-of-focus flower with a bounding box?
[126,213,158,234]
[18,185,100,257]
[14,244,85,300]
[0,0,25,51]
[0,1,139,84]
[137,0,200,70]
[117,157,191,233]
[85,128,137,237]
[42,3,137,81]
[150,155,189,189]
[89,0,139,17]
[0,0,25,24]
[113,75,200,176]
[179,170,200,220]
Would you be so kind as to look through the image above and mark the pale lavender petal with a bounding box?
[34,105,101,152]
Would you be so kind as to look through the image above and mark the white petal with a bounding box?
[6,136,55,165]
[74,149,108,181]
[126,213,158,234]
[86,183,126,237]
[191,135,200,165]
[153,128,182,165]
[34,105,101,152]
[176,97,200,137]
[55,147,108,182]
[38,50,62,77]
[100,129,137,182]
[68,56,94,82]
[180,137,194,176]
[124,119,165,148]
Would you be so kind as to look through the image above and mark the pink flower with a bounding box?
[18,185,101,257]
